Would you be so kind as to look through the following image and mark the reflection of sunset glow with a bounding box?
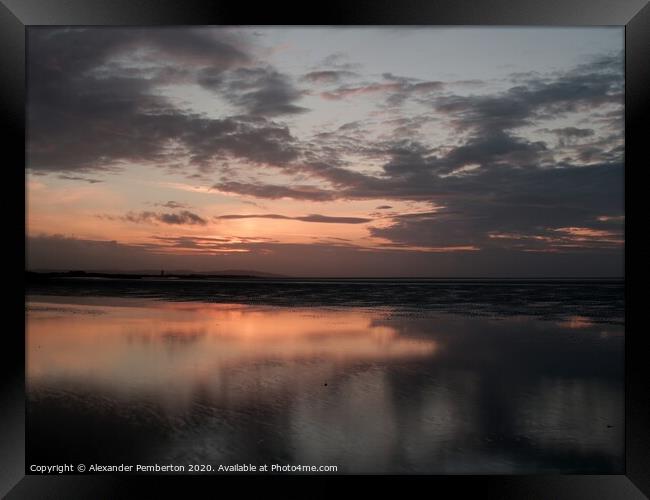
[558,315,594,329]
[25,294,624,473]
[27,298,437,404]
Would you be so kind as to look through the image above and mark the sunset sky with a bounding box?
[26,27,624,277]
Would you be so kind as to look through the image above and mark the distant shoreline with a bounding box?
[25,270,276,281]
[25,270,624,283]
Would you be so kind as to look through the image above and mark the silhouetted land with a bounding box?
[26,270,286,281]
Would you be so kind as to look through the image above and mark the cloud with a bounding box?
[299,214,370,224]
[320,79,444,102]
[213,181,337,201]
[157,211,207,225]
[367,163,624,252]
[318,52,362,71]
[26,29,624,261]
[29,110,300,172]
[290,55,623,254]
[433,54,622,136]
[200,66,309,116]
[57,175,103,184]
[27,28,301,173]
[321,82,403,100]
[103,210,208,226]
[155,201,190,209]
[301,70,357,84]
[204,53,623,255]
[544,127,596,147]
[216,213,371,224]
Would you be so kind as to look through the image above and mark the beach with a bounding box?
[26,279,624,473]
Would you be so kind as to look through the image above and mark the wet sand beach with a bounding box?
[26,280,624,473]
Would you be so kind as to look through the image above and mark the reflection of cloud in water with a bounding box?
[26,296,623,473]
[27,300,436,410]
[290,369,483,473]
[290,368,400,472]
[400,371,479,468]
[26,304,107,316]
[516,378,623,456]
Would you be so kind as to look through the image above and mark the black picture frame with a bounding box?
[2,0,647,497]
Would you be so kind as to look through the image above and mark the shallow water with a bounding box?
[26,293,624,474]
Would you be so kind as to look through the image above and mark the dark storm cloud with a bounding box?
[369,204,623,252]
[29,27,249,78]
[179,116,300,167]
[201,66,309,116]
[292,134,622,251]
[30,108,299,172]
[367,160,623,252]
[213,181,337,201]
[433,53,622,136]
[27,28,300,173]
[216,213,371,224]
[435,131,551,173]
[286,54,623,253]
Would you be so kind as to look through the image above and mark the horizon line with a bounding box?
[25,270,624,280]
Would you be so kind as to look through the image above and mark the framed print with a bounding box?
[1,0,648,497]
